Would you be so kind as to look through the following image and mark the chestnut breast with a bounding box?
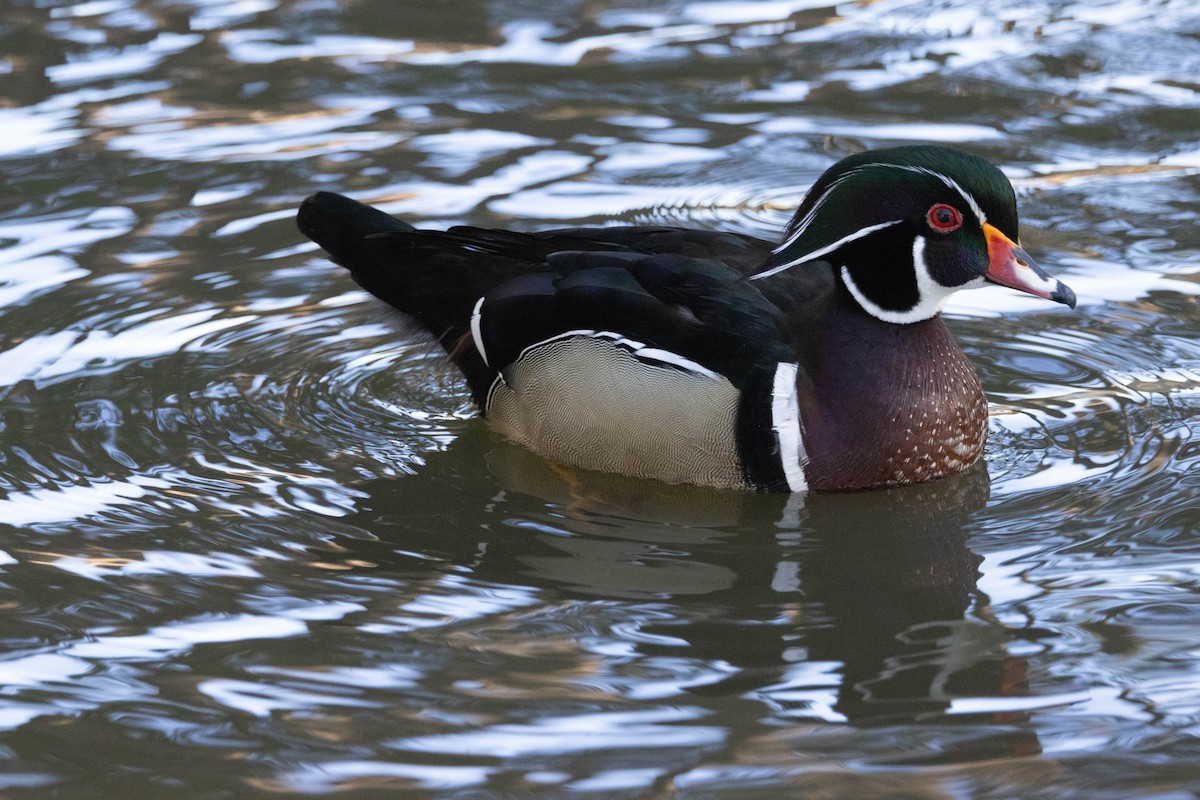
[797,307,988,491]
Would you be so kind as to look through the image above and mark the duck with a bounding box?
[296,144,1076,493]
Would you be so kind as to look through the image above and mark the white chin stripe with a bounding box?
[841,236,964,324]
[771,361,807,492]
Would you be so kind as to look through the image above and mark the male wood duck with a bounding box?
[297,145,1076,492]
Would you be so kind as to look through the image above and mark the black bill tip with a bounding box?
[1051,281,1078,310]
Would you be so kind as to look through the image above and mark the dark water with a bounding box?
[0,0,1198,796]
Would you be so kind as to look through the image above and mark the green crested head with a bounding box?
[753,145,1074,323]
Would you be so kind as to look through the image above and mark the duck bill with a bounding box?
[983,223,1076,309]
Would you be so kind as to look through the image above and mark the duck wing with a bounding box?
[297,191,797,399]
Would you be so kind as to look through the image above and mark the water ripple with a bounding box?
[0,0,1198,796]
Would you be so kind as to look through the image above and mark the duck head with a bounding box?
[753,145,1076,323]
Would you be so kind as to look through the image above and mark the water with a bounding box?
[0,0,1198,796]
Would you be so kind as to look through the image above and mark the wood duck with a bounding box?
[297,145,1076,492]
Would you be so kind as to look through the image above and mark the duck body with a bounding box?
[298,145,1075,492]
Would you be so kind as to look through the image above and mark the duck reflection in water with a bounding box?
[340,426,1042,759]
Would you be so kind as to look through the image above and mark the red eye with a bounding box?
[926,203,963,233]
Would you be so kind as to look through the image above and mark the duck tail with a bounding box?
[296,191,413,266]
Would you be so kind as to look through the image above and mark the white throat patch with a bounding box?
[840,236,984,324]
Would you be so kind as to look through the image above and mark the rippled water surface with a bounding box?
[1,0,1198,796]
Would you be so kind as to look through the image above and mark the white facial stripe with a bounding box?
[764,161,987,280]
[752,219,902,280]
[771,361,807,492]
[470,295,488,366]
[773,169,861,255]
[896,165,987,226]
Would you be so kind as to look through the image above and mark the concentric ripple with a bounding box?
[965,309,1199,502]
[0,0,1198,798]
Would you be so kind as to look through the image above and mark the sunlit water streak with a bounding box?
[0,0,1197,797]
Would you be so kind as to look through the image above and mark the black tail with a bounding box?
[297,191,566,342]
[297,191,462,331]
[297,191,468,343]
[297,191,502,401]
[297,191,414,265]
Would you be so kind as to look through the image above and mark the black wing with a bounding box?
[297,191,797,400]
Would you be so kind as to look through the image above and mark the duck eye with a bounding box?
[926,203,963,233]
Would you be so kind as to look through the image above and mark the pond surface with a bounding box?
[1,0,1199,797]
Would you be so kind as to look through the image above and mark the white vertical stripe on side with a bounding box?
[469,295,488,367]
[771,361,807,492]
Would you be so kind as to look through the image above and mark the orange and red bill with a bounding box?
[983,223,1076,309]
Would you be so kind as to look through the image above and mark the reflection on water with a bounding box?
[0,0,1198,796]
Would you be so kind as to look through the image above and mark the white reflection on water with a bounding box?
[598,142,723,172]
[0,653,90,689]
[0,474,168,527]
[0,106,85,158]
[274,761,494,793]
[394,707,725,757]
[0,207,131,307]
[405,21,717,67]
[754,661,847,723]
[48,32,202,85]
[0,607,361,730]
[366,573,540,634]
[0,309,251,387]
[755,117,1004,142]
[106,100,401,163]
[186,0,278,31]
[64,613,308,660]
[947,689,1092,715]
[568,768,666,792]
[53,550,263,580]
[199,678,380,717]
[222,30,416,65]
[346,150,595,221]
[683,0,834,25]
[413,128,551,156]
